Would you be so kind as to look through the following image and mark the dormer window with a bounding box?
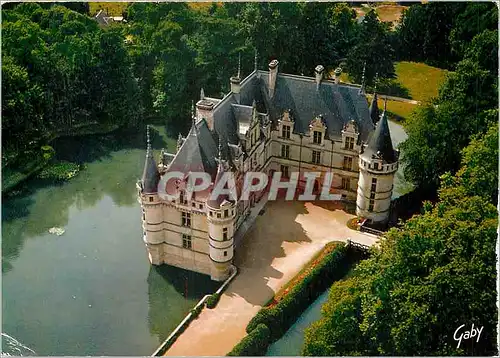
[282,125,291,139]
[374,163,379,170]
[345,137,354,150]
[313,131,322,144]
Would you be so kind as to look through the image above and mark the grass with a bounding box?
[366,94,418,122]
[375,4,407,24]
[89,2,129,16]
[340,61,448,104]
[394,61,449,102]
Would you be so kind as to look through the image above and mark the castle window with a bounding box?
[345,137,354,150]
[281,144,290,158]
[223,227,228,241]
[368,200,374,212]
[224,251,228,257]
[280,165,289,179]
[179,191,187,205]
[217,213,221,218]
[182,234,192,249]
[282,125,291,139]
[192,202,196,208]
[343,156,353,170]
[210,211,213,217]
[224,209,229,218]
[199,204,203,209]
[371,178,377,192]
[312,150,321,164]
[341,177,349,190]
[374,163,379,170]
[181,212,191,227]
[313,131,322,144]
[149,196,153,202]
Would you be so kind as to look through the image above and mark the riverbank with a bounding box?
[164,200,378,356]
[2,122,123,195]
[2,124,210,356]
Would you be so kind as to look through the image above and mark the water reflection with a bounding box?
[147,265,219,343]
[2,125,173,274]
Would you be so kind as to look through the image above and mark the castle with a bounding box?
[137,59,398,281]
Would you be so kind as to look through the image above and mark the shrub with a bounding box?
[227,324,270,356]
[246,244,356,341]
[206,292,220,309]
[190,304,203,319]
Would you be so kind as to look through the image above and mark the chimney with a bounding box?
[268,59,279,99]
[196,88,215,131]
[315,65,324,90]
[230,76,241,94]
[334,67,342,84]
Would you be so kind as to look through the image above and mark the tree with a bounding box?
[346,9,395,85]
[449,2,498,60]
[395,3,465,67]
[440,119,498,205]
[303,184,498,355]
[399,26,497,192]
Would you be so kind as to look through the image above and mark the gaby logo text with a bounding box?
[453,323,483,349]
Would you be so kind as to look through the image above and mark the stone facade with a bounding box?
[138,59,398,281]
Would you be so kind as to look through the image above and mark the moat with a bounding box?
[2,121,409,356]
[1,126,219,356]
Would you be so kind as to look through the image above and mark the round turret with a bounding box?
[206,149,237,281]
[356,106,398,224]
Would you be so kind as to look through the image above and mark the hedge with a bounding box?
[227,324,271,356]
[206,292,220,309]
[190,304,203,318]
[246,243,361,341]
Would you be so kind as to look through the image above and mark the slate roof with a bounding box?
[369,93,380,125]
[259,72,373,142]
[363,110,397,164]
[166,119,219,179]
[142,148,160,193]
[210,70,374,146]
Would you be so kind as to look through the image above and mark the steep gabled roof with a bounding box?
[259,73,373,142]
[166,119,219,178]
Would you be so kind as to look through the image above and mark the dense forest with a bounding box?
[302,2,498,356]
[2,2,499,355]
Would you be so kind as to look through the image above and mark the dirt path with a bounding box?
[165,200,378,356]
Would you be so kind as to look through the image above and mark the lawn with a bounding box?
[395,61,449,102]
[366,94,418,122]
[339,61,448,104]
[89,2,129,16]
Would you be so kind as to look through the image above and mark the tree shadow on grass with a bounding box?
[371,78,412,99]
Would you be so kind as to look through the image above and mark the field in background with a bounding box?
[89,2,129,16]
[394,61,449,102]
[366,94,418,123]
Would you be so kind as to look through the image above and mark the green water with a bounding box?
[266,290,329,356]
[1,126,218,356]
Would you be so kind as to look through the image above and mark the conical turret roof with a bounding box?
[364,107,397,164]
[369,93,380,125]
[142,127,160,193]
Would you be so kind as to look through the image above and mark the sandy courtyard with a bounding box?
[165,200,378,356]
